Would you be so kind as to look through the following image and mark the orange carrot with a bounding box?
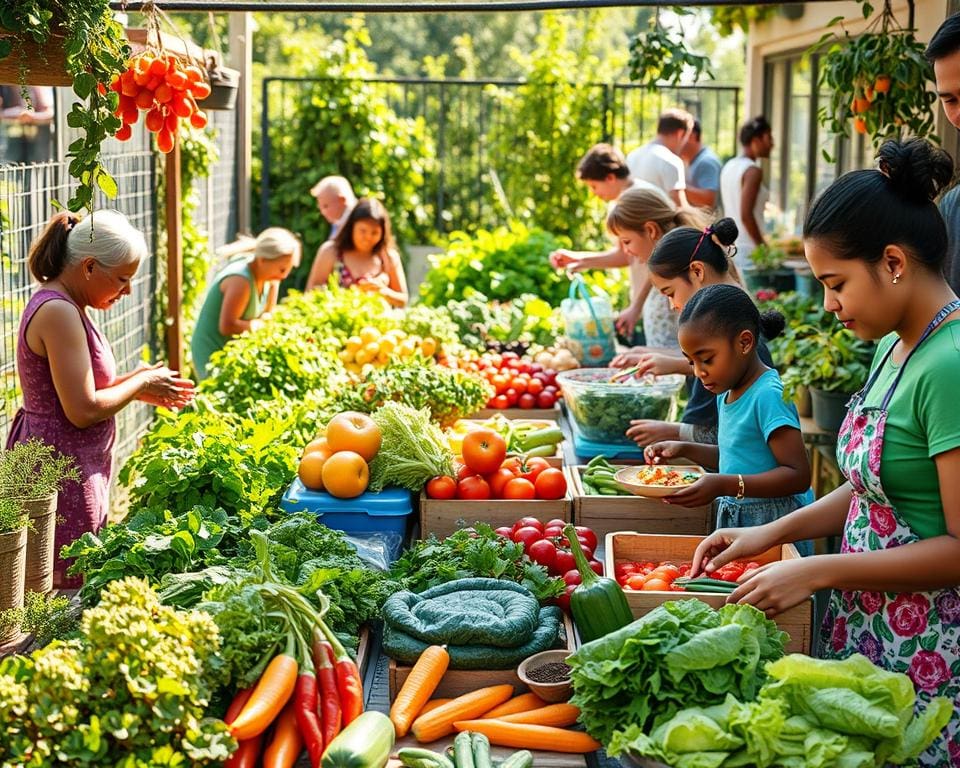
[412,685,514,743]
[497,703,580,728]
[262,699,304,768]
[417,698,453,718]
[481,692,548,719]
[451,720,601,753]
[390,645,450,738]
[230,635,299,741]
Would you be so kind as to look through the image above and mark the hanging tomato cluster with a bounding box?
[110,52,211,153]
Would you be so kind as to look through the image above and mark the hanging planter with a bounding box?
[0,23,72,86]
[199,56,239,111]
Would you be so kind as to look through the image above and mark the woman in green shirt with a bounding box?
[691,139,960,766]
[191,227,300,380]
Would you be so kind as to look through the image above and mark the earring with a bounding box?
[892,273,902,284]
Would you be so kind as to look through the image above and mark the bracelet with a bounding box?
[736,474,745,501]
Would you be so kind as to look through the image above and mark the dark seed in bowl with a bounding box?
[528,661,571,683]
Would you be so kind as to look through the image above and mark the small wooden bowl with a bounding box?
[614,465,705,498]
[516,649,573,703]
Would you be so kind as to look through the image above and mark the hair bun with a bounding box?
[877,138,954,204]
[758,310,786,341]
[712,217,739,248]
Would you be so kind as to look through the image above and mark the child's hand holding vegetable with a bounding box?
[643,440,687,464]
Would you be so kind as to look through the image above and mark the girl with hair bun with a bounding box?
[691,138,960,764]
[191,226,301,380]
[644,284,813,542]
[7,210,195,587]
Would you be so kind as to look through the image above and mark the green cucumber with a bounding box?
[498,752,534,768]
[454,731,475,768]
[581,479,599,495]
[472,733,493,768]
[399,749,456,768]
[585,455,610,468]
[518,426,563,451]
[523,444,557,458]
[679,577,739,593]
[322,711,395,768]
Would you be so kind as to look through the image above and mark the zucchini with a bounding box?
[455,731,475,768]
[472,733,493,768]
[499,752,533,768]
[322,711,395,768]
[523,444,557,458]
[398,748,456,768]
[518,426,563,451]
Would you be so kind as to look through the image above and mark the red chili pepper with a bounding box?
[225,735,264,768]
[225,688,254,723]
[294,670,324,767]
[317,618,364,727]
[314,634,342,744]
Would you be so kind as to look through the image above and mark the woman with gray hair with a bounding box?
[7,209,195,586]
[191,226,300,379]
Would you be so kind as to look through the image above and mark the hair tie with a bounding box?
[878,158,892,180]
[689,225,713,265]
[65,215,79,232]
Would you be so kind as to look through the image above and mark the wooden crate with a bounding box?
[566,465,713,540]
[604,532,812,654]
[419,492,572,539]
[388,612,576,700]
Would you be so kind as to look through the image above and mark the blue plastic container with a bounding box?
[568,414,646,461]
[280,480,414,564]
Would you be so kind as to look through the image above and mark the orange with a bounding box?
[852,97,870,114]
[303,436,333,459]
[298,451,329,491]
[326,412,382,461]
[322,451,369,498]
[853,117,868,135]
[874,75,891,94]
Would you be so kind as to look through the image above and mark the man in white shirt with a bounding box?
[309,175,357,239]
[720,116,774,266]
[625,108,693,207]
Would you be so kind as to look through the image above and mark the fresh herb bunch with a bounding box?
[368,402,456,492]
[0,497,27,535]
[0,438,80,499]
[2,591,80,648]
[331,358,491,428]
[389,524,564,602]
[0,577,233,765]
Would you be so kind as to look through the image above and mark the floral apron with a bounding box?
[822,301,960,767]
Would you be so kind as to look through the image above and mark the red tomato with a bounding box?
[556,583,577,612]
[627,573,647,591]
[543,526,564,539]
[546,518,566,529]
[505,388,519,407]
[527,378,545,396]
[643,578,670,591]
[677,563,692,577]
[543,370,558,386]
[563,569,582,587]
[575,538,594,559]
[534,468,567,500]
[156,128,175,154]
[462,429,507,475]
[114,123,133,141]
[494,526,514,538]
[615,563,637,580]
[588,559,604,576]
[513,526,542,551]
[491,374,509,394]
[492,394,510,409]
[518,393,537,409]
[487,468,517,499]
[529,363,544,374]
[457,463,475,482]
[504,478,536,500]
[510,377,527,393]
[502,351,519,360]
[456,475,490,500]
[516,516,544,532]
[528,539,557,570]
[501,457,522,474]
[574,526,598,551]
[519,457,550,483]
[426,475,456,499]
[554,549,576,575]
[537,391,557,408]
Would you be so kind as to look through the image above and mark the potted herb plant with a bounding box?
[797,327,874,432]
[0,497,29,637]
[0,439,79,596]
[743,243,796,294]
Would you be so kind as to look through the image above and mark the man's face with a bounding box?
[316,188,347,224]
[584,175,623,202]
[934,49,960,130]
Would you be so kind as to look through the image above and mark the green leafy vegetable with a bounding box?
[368,402,456,492]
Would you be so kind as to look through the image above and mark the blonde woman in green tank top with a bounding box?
[191,228,300,380]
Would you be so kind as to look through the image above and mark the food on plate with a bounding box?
[630,466,702,488]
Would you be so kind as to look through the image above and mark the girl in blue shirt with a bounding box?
[645,284,814,538]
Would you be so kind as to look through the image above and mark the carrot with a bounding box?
[417,698,453,718]
[263,699,304,768]
[313,634,341,745]
[497,703,580,728]
[411,685,514,744]
[481,692,547,719]
[225,735,264,768]
[390,645,450,738]
[316,618,363,726]
[224,688,254,723]
[451,720,600,753]
[230,634,299,741]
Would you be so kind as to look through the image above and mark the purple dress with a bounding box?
[6,289,117,587]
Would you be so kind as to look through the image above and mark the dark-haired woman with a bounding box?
[691,138,960,765]
[645,284,813,539]
[6,210,194,586]
[305,197,408,307]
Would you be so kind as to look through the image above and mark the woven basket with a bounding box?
[22,493,57,596]
[0,527,27,642]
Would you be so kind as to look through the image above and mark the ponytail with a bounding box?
[29,212,80,282]
[649,217,739,281]
[607,187,708,239]
[680,283,786,343]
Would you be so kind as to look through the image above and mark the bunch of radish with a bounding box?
[110,52,211,152]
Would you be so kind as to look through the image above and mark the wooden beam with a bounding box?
[229,12,252,236]
[0,31,71,87]
[165,137,184,373]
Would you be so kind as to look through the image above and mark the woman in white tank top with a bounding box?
[720,117,774,268]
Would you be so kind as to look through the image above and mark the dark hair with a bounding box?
[333,197,396,258]
[690,119,702,140]
[803,139,953,272]
[649,217,739,280]
[926,12,960,61]
[739,115,771,147]
[28,211,81,282]
[680,283,785,343]
[657,108,694,136]
[576,143,630,181]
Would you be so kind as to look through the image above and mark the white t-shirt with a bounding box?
[720,155,769,266]
[625,141,686,195]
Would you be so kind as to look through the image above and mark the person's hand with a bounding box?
[644,440,685,465]
[550,249,577,269]
[727,558,821,618]
[625,419,680,446]
[610,351,643,369]
[690,526,779,578]
[139,366,196,410]
[248,318,265,333]
[615,305,641,337]
[260,311,273,322]
[662,473,727,508]
[634,352,689,377]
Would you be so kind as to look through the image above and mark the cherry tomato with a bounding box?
[574,526,598,552]
[114,123,133,141]
[505,387,519,407]
[504,478,536,500]
[510,377,527,393]
[456,475,490,500]
[588,559,604,576]
[526,378,545,396]
[516,516,544,532]
[492,394,510,409]
[518,393,537,409]
[528,539,557,571]
[643,578,670,591]
[513,525,543,551]
[615,563,637,580]
[426,475,456,499]
[627,573,647,591]
[537,391,557,408]
[554,549,575,575]
[563,569,582,587]
[534,468,567,500]
[494,526,514,538]
[491,374,509,395]
[556,583,577,612]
